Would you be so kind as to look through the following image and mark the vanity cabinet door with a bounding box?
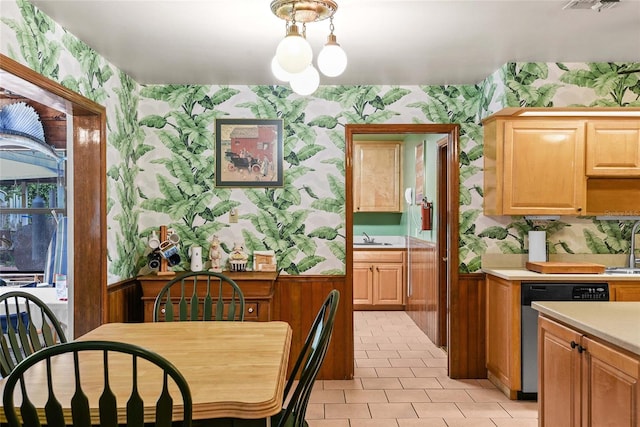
[353,141,402,212]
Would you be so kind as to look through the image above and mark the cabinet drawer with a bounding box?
[354,250,404,263]
[244,302,259,320]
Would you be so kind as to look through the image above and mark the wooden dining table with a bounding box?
[0,321,292,425]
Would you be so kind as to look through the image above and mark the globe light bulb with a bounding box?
[289,65,320,96]
[275,24,312,74]
[317,34,347,77]
[271,56,292,82]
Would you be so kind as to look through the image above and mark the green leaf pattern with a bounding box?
[3,0,640,277]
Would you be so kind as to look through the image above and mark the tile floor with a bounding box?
[307,310,538,427]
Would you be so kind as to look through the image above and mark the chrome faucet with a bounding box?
[362,232,374,244]
[630,221,640,269]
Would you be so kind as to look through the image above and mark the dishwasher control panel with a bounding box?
[572,285,609,300]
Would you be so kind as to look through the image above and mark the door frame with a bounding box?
[1,54,107,337]
[345,123,460,375]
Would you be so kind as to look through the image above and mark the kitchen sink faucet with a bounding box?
[630,221,640,269]
[362,232,374,244]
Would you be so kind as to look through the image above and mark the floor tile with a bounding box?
[369,402,418,419]
[455,402,511,418]
[492,418,538,427]
[412,402,465,418]
[324,403,371,419]
[361,377,404,390]
[309,389,346,404]
[442,418,498,427]
[344,389,389,403]
[350,420,400,427]
[397,418,447,426]
[308,311,538,426]
[399,377,443,389]
[425,389,473,403]
[385,389,431,403]
[499,401,539,418]
[375,367,416,378]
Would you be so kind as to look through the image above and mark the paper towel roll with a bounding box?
[528,231,547,262]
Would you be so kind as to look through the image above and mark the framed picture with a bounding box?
[215,118,284,187]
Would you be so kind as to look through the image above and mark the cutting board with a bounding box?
[525,261,606,274]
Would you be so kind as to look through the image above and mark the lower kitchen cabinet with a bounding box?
[610,282,640,301]
[539,316,640,427]
[353,250,405,309]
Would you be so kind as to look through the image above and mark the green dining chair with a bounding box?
[0,290,67,377]
[153,271,245,322]
[2,340,193,427]
[272,289,340,427]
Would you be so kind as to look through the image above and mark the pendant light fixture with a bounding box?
[271,0,347,95]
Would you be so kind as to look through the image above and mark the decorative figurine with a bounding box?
[208,235,222,273]
[229,242,248,272]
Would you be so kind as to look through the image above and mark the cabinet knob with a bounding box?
[577,207,582,212]
[248,307,254,313]
[570,341,578,349]
[369,266,373,272]
[161,308,166,314]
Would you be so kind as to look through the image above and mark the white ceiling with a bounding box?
[27,0,640,86]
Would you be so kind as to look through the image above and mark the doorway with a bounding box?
[345,123,460,376]
[1,54,107,337]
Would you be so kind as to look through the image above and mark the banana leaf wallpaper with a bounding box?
[2,0,640,283]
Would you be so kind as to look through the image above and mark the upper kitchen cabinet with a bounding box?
[353,141,403,212]
[483,108,640,216]
[586,120,640,177]
[484,115,586,215]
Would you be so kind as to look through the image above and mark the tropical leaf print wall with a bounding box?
[2,0,640,279]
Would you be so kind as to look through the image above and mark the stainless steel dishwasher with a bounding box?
[520,282,609,399]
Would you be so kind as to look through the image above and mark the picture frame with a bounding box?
[215,118,284,187]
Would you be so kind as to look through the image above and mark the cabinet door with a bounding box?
[353,262,374,305]
[502,120,586,215]
[485,275,520,398]
[373,263,404,305]
[582,336,640,427]
[538,317,582,427]
[587,121,640,177]
[610,283,640,301]
[353,141,402,212]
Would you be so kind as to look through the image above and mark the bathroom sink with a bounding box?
[604,267,640,275]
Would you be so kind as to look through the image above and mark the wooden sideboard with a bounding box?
[138,271,278,322]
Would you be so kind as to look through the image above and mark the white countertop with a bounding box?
[483,268,640,281]
[532,301,640,356]
[353,235,407,249]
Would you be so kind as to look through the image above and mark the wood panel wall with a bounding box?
[274,275,353,380]
[106,274,353,380]
[449,273,487,379]
[107,279,143,323]
[406,238,438,342]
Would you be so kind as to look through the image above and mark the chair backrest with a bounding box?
[152,271,245,322]
[276,289,340,427]
[2,340,193,427]
[0,290,67,377]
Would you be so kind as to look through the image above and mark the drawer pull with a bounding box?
[248,307,254,313]
[161,308,166,314]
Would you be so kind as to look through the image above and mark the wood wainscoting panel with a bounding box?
[406,238,439,344]
[274,275,352,380]
[449,273,487,379]
[107,279,143,323]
